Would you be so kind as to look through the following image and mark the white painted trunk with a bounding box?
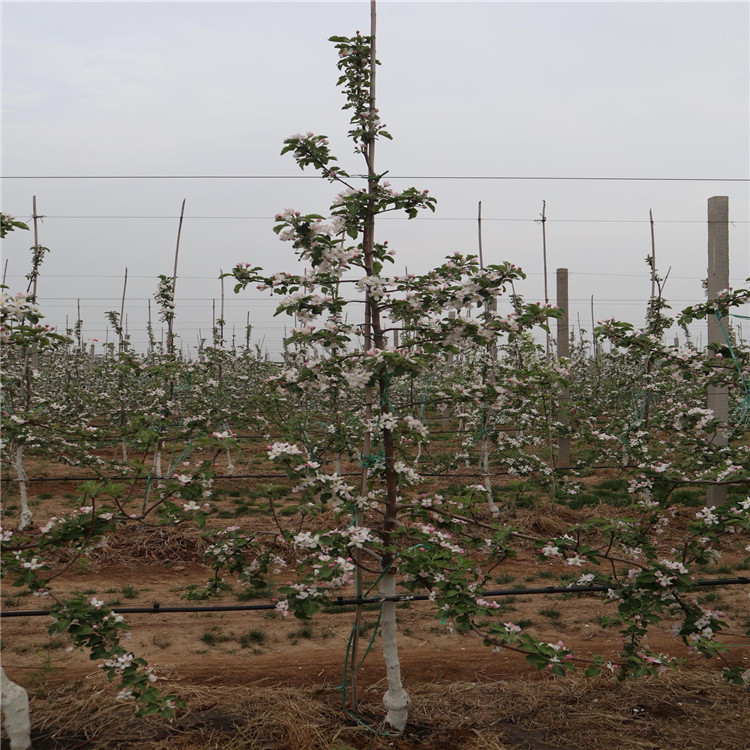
[380,573,410,731]
[225,448,235,476]
[1,667,31,750]
[414,441,422,466]
[481,441,499,517]
[14,446,32,532]
[154,448,162,482]
[121,440,128,463]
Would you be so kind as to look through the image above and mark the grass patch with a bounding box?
[539,607,562,621]
[239,629,267,648]
[236,587,271,602]
[200,627,234,647]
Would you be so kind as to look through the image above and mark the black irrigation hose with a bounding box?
[8,467,750,482]
[3,577,748,619]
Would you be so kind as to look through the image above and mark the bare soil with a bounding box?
[2,455,749,748]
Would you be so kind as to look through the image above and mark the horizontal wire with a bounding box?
[4,175,749,181]
[5,272,749,282]
[8,215,750,224]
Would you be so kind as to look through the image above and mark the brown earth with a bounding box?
[2,455,750,748]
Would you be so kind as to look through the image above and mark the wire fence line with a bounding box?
[5,174,749,181]
[6,215,750,224]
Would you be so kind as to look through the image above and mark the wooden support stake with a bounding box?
[167,199,186,355]
[119,267,128,351]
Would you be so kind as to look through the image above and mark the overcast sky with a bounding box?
[2,1,749,356]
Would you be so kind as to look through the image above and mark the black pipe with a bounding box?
[3,577,747,618]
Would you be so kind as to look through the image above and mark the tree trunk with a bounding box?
[14,445,32,531]
[380,573,410,731]
[1,667,31,750]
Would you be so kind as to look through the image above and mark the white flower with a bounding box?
[476,598,500,609]
[346,526,372,548]
[267,442,303,460]
[566,554,587,567]
[293,531,320,550]
[696,506,719,526]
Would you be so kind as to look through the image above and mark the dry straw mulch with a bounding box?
[10,670,749,749]
[88,524,209,566]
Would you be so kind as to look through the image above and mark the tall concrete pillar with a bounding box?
[556,268,570,468]
[706,196,729,506]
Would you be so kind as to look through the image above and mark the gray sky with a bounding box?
[2,1,749,356]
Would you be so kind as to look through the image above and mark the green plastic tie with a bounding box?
[716,311,750,425]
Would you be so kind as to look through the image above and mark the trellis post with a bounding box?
[556,268,570,468]
[706,196,730,506]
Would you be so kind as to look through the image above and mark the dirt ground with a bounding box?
[2,457,750,748]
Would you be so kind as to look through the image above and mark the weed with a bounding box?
[539,607,562,621]
[239,629,267,648]
[27,653,56,697]
[698,592,719,604]
[359,619,379,636]
[200,628,233,646]
[182,588,214,601]
[236,587,270,601]
[121,585,139,599]
[289,624,314,640]
[41,637,66,651]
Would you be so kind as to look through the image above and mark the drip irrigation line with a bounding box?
[7,466,750,483]
[3,577,748,619]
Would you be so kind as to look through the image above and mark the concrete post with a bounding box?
[556,268,570,468]
[441,311,456,428]
[706,196,729,506]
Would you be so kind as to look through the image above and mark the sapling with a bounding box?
[228,15,561,728]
